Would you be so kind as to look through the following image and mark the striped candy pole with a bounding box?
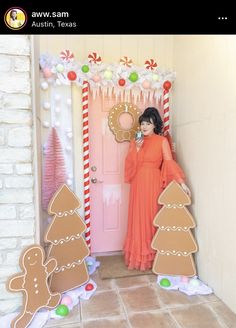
[163,80,176,160]
[163,89,170,135]
[163,80,172,135]
[82,80,91,250]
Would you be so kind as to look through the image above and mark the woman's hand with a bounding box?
[180,183,191,197]
[135,138,144,151]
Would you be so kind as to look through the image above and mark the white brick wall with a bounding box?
[0,205,16,219]
[15,163,32,175]
[0,164,13,174]
[8,126,32,147]
[0,35,36,315]
[0,128,4,145]
[2,94,31,109]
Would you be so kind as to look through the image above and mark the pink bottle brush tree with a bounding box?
[42,127,67,210]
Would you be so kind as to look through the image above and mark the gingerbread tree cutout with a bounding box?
[151,180,198,277]
[45,184,90,293]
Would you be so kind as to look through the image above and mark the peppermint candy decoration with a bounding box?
[88,52,102,64]
[60,49,74,62]
[144,59,157,71]
[120,56,133,67]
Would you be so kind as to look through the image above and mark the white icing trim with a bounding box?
[157,250,195,256]
[53,256,88,273]
[48,234,82,245]
[158,226,191,231]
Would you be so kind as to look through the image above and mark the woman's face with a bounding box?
[140,119,155,136]
[11,11,17,19]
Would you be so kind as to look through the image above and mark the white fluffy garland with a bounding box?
[40,53,176,102]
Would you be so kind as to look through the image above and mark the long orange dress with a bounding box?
[124,134,185,271]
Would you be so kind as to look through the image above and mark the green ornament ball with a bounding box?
[189,278,200,287]
[129,72,139,83]
[56,64,64,73]
[152,73,159,81]
[56,304,69,317]
[104,70,113,80]
[81,65,89,73]
[160,278,171,288]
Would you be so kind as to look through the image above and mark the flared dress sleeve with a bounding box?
[161,137,185,188]
[124,140,138,183]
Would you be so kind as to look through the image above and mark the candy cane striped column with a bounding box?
[163,82,176,160]
[82,80,91,250]
[163,89,170,135]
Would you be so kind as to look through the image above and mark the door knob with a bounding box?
[91,177,103,184]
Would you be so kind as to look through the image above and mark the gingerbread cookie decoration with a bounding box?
[45,184,90,293]
[151,180,198,276]
[7,245,61,328]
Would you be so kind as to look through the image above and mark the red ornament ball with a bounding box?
[85,283,94,291]
[118,78,126,87]
[67,71,77,81]
[163,80,172,91]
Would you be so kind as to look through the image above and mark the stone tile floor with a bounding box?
[45,272,236,328]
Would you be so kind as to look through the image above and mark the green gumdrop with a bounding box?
[152,73,159,81]
[81,65,89,73]
[190,278,200,287]
[56,64,64,73]
[104,70,112,80]
[56,304,69,317]
[160,278,171,287]
[129,72,139,82]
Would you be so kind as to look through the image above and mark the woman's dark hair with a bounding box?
[139,107,163,135]
[10,10,17,19]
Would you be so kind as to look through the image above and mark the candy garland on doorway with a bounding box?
[40,50,176,249]
[39,51,176,103]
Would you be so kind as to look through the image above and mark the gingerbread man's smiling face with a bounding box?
[23,247,43,269]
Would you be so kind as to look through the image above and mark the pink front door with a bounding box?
[89,94,159,253]
[89,95,130,253]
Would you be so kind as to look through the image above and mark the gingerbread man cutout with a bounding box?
[7,245,61,328]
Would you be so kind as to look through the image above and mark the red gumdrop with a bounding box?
[85,283,94,291]
[118,78,126,86]
[67,71,77,81]
[163,80,172,91]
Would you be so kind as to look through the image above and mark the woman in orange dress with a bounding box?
[123,107,191,271]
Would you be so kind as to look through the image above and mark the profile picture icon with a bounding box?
[4,7,27,30]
